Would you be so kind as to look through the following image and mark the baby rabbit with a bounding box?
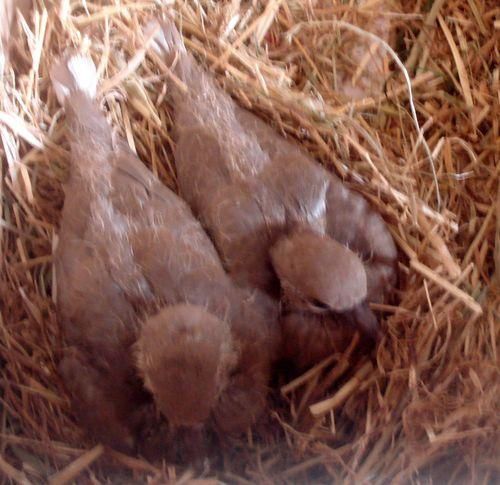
[51,53,278,453]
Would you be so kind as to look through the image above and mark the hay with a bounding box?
[1,0,498,482]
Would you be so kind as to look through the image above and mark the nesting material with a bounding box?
[0,0,498,483]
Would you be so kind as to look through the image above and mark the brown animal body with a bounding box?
[152,18,397,369]
[51,54,278,452]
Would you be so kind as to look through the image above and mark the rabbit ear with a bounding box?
[50,53,98,105]
[270,230,367,312]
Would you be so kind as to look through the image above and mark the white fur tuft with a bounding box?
[67,55,97,97]
[145,16,186,62]
[50,53,97,105]
[145,20,164,55]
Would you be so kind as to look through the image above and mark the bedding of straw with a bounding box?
[1,0,499,483]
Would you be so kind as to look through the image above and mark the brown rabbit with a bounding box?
[51,54,279,453]
[151,18,397,368]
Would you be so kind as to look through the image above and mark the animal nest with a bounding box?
[1,0,498,483]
